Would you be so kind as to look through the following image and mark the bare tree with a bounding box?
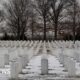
[3,0,30,40]
[29,7,37,40]
[34,0,50,40]
[67,0,79,43]
[48,0,70,40]
[73,0,76,43]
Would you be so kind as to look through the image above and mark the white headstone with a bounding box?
[10,61,20,79]
[59,53,64,64]
[74,51,80,62]
[64,56,76,76]
[0,48,8,68]
[0,54,5,68]
[4,54,9,65]
[41,57,48,75]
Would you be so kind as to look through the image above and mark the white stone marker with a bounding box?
[41,42,48,75]
[68,59,76,76]
[4,54,9,65]
[17,56,25,72]
[64,56,76,76]
[41,55,48,75]
[10,60,20,79]
[59,53,64,64]
[0,54,5,68]
[24,55,29,66]
[17,55,28,73]
[74,52,80,62]
[0,48,8,68]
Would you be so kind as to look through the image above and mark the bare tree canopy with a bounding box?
[48,0,70,40]
[0,0,80,41]
[3,0,31,40]
[34,0,50,40]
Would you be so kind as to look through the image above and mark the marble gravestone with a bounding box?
[64,56,76,76]
[10,60,20,79]
[41,54,48,75]
[4,54,9,65]
[0,54,5,68]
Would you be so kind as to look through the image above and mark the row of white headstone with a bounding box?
[48,41,80,77]
[0,40,80,48]
[0,41,80,79]
[10,41,41,79]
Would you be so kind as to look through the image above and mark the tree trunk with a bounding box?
[21,28,25,40]
[73,1,76,44]
[54,22,58,40]
[43,17,47,40]
[17,18,20,40]
[73,24,76,44]
[31,22,34,40]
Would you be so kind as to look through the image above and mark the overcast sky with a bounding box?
[0,0,80,8]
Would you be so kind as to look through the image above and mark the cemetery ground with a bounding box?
[0,41,80,80]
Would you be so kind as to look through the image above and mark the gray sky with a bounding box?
[0,0,80,9]
[78,0,80,5]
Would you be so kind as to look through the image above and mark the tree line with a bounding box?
[0,0,80,42]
